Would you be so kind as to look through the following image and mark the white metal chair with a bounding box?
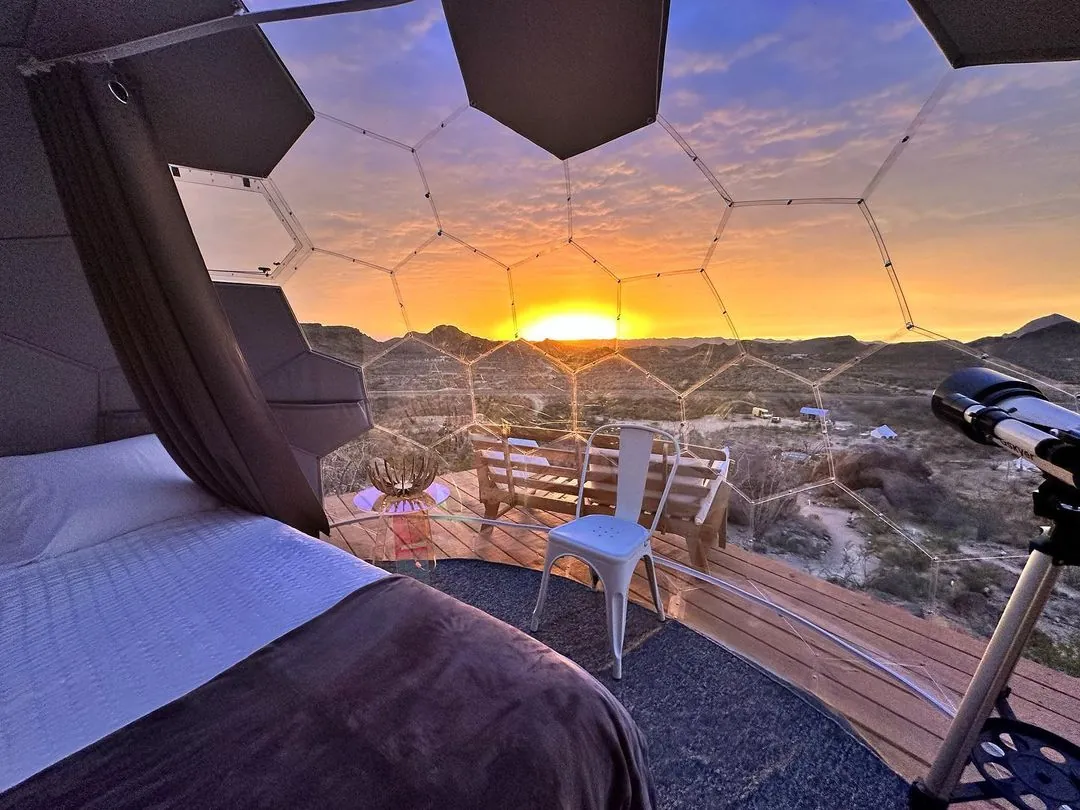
[529,423,681,679]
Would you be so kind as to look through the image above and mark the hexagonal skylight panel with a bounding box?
[270,117,434,269]
[472,342,573,431]
[174,176,297,276]
[569,123,726,275]
[393,235,513,352]
[418,107,567,261]
[577,356,682,430]
[284,252,406,364]
[618,270,740,391]
[363,338,472,446]
[685,359,828,498]
[511,245,619,368]
[708,204,902,379]
[868,62,1080,360]
[659,0,947,201]
[259,0,467,146]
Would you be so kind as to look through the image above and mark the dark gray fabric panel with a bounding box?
[0,1,33,48]
[213,282,308,378]
[25,1,313,177]
[0,49,70,239]
[290,445,323,501]
[443,0,669,159]
[271,403,371,458]
[0,341,98,455]
[0,238,119,370]
[907,0,1080,67]
[26,61,328,536]
[25,0,229,57]
[258,353,366,404]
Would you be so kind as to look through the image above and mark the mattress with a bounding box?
[0,507,387,791]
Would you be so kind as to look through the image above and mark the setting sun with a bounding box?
[519,312,617,341]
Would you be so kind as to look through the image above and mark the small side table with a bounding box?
[353,482,451,574]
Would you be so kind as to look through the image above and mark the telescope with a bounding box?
[912,368,1080,810]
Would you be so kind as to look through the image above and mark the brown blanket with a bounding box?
[0,575,655,810]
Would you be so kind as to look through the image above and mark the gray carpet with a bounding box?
[413,559,910,810]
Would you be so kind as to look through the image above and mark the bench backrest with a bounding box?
[471,425,730,526]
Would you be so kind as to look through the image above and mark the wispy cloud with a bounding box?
[668,34,781,78]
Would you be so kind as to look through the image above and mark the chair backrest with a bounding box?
[577,423,682,533]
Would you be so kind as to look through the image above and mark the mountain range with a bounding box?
[301,315,1080,386]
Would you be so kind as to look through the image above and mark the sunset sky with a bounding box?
[183,0,1080,342]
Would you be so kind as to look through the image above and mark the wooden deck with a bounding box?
[324,469,1080,790]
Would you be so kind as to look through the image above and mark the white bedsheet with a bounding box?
[0,507,387,791]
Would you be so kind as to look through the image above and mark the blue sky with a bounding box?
[185,0,1080,341]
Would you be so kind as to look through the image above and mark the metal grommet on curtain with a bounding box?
[107,80,129,104]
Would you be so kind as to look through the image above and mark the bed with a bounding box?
[0,436,655,809]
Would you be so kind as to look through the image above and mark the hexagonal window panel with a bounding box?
[174,177,297,275]
[364,339,472,446]
[659,0,946,201]
[709,204,903,378]
[869,62,1080,372]
[285,251,406,365]
[569,123,726,275]
[394,236,514,351]
[512,245,618,370]
[418,106,567,261]
[618,270,740,391]
[261,0,467,146]
[472,342,572,432]
[820,330,1079,464]
[271,117,434,269]
[820,330,1077,568]
[685,360,828,499]
[577,356,681,432]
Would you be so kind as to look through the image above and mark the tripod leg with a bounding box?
[913,549,1060,805]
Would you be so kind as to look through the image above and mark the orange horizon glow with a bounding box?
[519,312,618,341]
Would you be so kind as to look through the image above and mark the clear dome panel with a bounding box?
[393,236,514,346]
[363,338,472,446]
[569,123,726,274]
[511,245,618,368]
[418,107,568,259]
[710,204,906,376]
[270,117,434,269]
[869,62,1080,361]
[175,180,296,274]
[472,342,573,431]
[685,360,828,499]
[286,253,406,364]
[618,271,740,391]
[260,0,466,145]
[577,356,682,430]
[819,331,1080,631]
[660,0,947,201]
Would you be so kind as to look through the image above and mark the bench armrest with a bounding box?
[693,448,730,525]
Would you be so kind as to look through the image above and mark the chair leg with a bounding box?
[606,587,628,680]
[644,553,666,622]
[529,544,558,632]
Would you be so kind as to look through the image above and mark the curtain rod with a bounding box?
[19,0,413,75]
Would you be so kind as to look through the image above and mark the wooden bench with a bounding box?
[471,425,731,572]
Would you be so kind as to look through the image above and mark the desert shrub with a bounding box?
[867,566,931,603]
[1025,629,1080,678]
[755,515,832,559]
[957,562,1009,594]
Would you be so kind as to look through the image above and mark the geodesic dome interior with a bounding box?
[177,0,1080,627]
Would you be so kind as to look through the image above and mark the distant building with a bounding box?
[870,425,898,440]
[800,406,829,422]
[781,450,810,463]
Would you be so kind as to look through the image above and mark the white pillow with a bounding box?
[0,434,224,568]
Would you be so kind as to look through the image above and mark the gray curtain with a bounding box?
[25,62,329,538]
